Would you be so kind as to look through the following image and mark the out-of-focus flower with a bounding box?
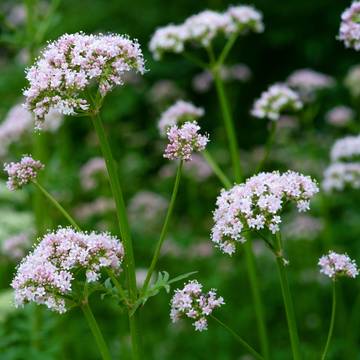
[158,100,204,136]
[149,5,263,59]
[24,32,145,127]
[345,65,360,97]
[161,238,184,258]
[80,157,107,191]
[4,155,44,191]
[164,121,209,161]
[339,2,360,50]
[322,162,360,192]
[283,214,323,241]
[147,80,184,107]
[251,84,303,121]
[5,4,26,26]
[192,64,251,93]
[187,241,213,259]
[170,280,224,331]
[287,69,335,102]
[325,106,355,127]
[319,251,358,279]
[211,171,319,255]
[184,154,212,181]
[2,232,31,260]
[11,227,124,313]
[330,135,360,161]
[74,197,115,221]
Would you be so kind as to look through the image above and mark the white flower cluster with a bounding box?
[11,227,124,313]
[24,32,145,127]
[319,251,358,279]
[170,280,224,331]
[330,135,360,162]
[158,100,204,136]
[80,157,107,191]
[339,2,360,51]
[211,171,319,255]
[322,162,360,192]
[149,5,264,60]
[251,83,303,121]
[325,106,354,127]
[287,69,335,102]
[345,64,360,97]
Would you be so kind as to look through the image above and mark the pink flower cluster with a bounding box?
[24,32,145,127]
[2,232,31,260]
[170,280,224,331]
[11,227,124,313]
[325,106,354,127]
[80,157,107,191]
[4,155,44,191]
[149,5,263,59]
[251,83,303,121]
[322,162,360,192]
[339,2,360,51]
[330,135,360,162]
[164,121,209,161]
[211,171,319,255]
[158,100,204,136]
[319,251,358,279]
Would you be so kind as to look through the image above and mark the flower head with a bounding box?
[2,232,31,260]
[322,162,360,192]
[4,155,44,191]
[325,106,354,127]
[164,121,209,161]
[211,171,319,255]
[158,100,204,136]
[24,32,145,128]
[11,227,124,313]
[319,251,358,279]
[330,135,360,162]
[225,5,264,35]
[339,2,360,50]
[80,157,107,190]
[251,84,302,121]
[170,280,224,331]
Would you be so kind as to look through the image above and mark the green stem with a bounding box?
[211,315,264,360]
[107,270,130,306]
[81,302,111,360]
[275,233,301,360]
[142,161,183,293]
[256,121,277,173]
[91,112,141,359]
[213,70,242,182]
[321,281,336,360]
[203,149,231,189]
[32,181,81,231]
[217,32,239,66]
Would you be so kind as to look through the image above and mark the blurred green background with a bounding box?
[0,0,360,359]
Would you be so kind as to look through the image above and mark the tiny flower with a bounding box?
[339,2,360,51]
[251,83,303,121]
[322,162,360,192]
[211,171,319,255]
[164,121,209,161]
[4,155,44,191]
[330,135,360,162]
[325,106,354,127]
[158,100,204,136]
[170,280,224,331]
[11,227,124,313]
[319,251,358,279]
[24,32,145,128]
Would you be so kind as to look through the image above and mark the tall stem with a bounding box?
[211,315,264,360]
[32,181,81,231]
[203,149,231,189]
[321,281,336,360]
[256,121,277,173]
[213,71,242,182]
[275,233,301,360]
[91,113,141,359]
[142,161,183,293]
[81,302,111,360]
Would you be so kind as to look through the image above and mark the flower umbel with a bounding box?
[339,2,360,51]
[11,227,124,313]
[211,171,319,255]
[319,251,359,279]
[170,280,224,331]
[164,121,209,161]
[4,155,44,191]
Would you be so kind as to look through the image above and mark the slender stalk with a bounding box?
[142,161,183,293]
[256,121,277,173]
[211,315,264,360]
[275,233,301,360]
[217,32,239,66]
[91,113,141,359]
[321,281,336,360]
[32,181,81,231]
[81,302,111,360]
[203,149,231,189]
[107,270,130,306]
[213,70,243,182]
